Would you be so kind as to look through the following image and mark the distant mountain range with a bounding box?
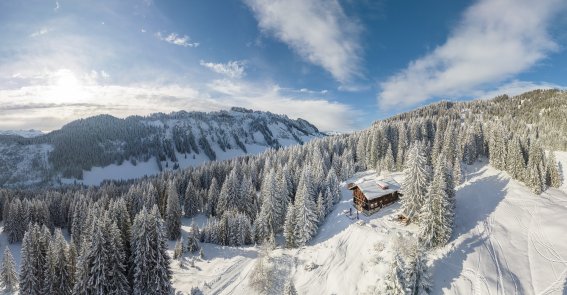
[0,129,44,138]
[0,107,324,187]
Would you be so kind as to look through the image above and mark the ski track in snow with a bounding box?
[432,152,567,295]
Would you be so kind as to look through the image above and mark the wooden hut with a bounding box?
[348,177,401,215]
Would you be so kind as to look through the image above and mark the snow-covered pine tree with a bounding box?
[453,156,463,186]
[506,138,527,182]
[283,203,296,248]
[131,206,172,295]
[73,216,130,295]
[401,143,430,222]
[326,167,342,205]
[1,247,18,293]
[546,152,562,188]
[217,169,241,217]
[173,237,184,259]
[316,192,325,224]
[383,143,396,173]
[19,224,45,295]
[206,177,220,217]
[187,221,200,253]
[293,167,319,246]
[43,229,72,295]
[184,181,199,218]
[411,242,432,295]
[418,153,453,249]
[527,141,545,194]
[166,181,182,240]
[381,252,406,295]
[240,176,258,221]
[283,279,298,295]
[257,169,278,241]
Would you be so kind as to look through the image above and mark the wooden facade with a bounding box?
[348,181,401,215]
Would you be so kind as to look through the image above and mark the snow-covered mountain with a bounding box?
[0,107,324,187]
[0,129,44,138]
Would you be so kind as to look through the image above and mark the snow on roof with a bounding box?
[354,177,400,201]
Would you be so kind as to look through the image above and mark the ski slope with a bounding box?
[431,153,567,295]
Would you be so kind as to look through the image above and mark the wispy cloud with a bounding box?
[470,80,565,100]
[54,1,60,12]
[200,60,246,79]
[244,0,361,83]
[377,0,566,109]
[0,69,357,132]
[206,79,358,131]
[155,32,199,47]
[30,28,50,37]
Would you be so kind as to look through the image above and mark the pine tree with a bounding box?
[383,143,396,172]
[506,138,526,182]
[19,224,48,295]
[257,169,278,240]
[401,143,430,222]
[418,153,453,249]
[173,237,184,259]
[184,181,199,218]
[0,247,18,293]
[283,204,296,248]
[43,229,72,295]
[546,152,562,188]
[131,206,172,295]
[206,177,220,217]
[73,216,130,295]
[217,169,241,217]
[411,243,432,295]
[166,181,182,240]
[294,168,319,246]
[527,142,545,194]
[453,156,462,186]
[382,252,406,295]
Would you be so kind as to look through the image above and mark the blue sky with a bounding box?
[0,0,566,131]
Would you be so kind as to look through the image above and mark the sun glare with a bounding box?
[47,69,88,104]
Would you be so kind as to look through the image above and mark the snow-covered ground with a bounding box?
[169,152,567,294]
[431,153,567,295]
[169,170,415,294]
[2,152,567,294]
[65,136,317,186]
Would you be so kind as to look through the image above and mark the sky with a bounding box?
[1,0,566,132]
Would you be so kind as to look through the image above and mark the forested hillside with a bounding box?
[0,107,323,186]
[0,89,564,294]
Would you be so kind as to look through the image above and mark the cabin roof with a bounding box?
[351,177,400,201]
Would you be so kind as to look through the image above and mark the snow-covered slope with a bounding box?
[167,152,567,294]
[0,107,324,187]
[431,153,567,295]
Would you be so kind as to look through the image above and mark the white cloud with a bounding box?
[206,79,357,131]
[155,32,199,47]
[377,0,566,109]
[200,60,246,79]
[0,69,357,132]
[470,80,565,100]
[244,0,361,82]
[30,28,50,37]
[54,1,60,12]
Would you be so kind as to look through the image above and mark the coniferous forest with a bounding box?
[0,89,565,294]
